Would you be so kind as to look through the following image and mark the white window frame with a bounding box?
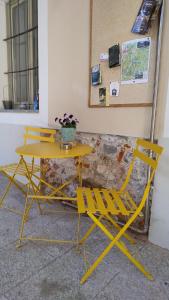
[6,0,36,107]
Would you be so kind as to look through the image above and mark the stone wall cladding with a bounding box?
[41,132,148,206]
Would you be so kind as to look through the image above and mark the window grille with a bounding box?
[4,0,38,110]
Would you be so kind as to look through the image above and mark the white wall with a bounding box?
[0,124,39,185]
[148,0,169,250]
[163,82,169,137]
[149,76,169,251]
[0,124,24,165]
[149,138,169,249]
[155,0,169,138]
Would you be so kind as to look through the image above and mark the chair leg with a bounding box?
[76,157,83,187]
[0,178,15,208]
[26,174,43,215]
[24,198,34,222]
[16,183,32,248]
[32,158,43,215]
[80,213,153,284]
[0,159,22,208]
[116,240,154,281]
[79,215,103,245]
[1,171,27,196]
[76,213,81,244]
[105,214,136,244]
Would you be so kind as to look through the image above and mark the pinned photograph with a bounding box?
[91,64,102,86]
[99,87,107,105]
[110,81,120,97]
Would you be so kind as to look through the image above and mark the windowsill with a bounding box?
[0,109,39,113]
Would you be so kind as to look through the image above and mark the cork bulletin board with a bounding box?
[89,0,159,108]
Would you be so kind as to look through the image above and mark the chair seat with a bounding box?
[77,187,139,216]
[0,162,40,176]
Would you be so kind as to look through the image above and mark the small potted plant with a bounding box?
[55,113,79,142]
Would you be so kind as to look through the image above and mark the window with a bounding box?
[4,0,38,110]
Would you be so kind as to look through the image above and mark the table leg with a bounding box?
[16,181,31,248]
[22,156,43,215]
[76,156,83,187]
[76,157,83,248]
[32,157,43,214]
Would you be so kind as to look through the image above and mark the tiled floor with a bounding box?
[0,174,169,300]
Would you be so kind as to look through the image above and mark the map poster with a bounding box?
[121,37,151,85]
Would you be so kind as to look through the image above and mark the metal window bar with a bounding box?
[4,66,38,75]
[4,0,38,110]
[18,0,21,107]
[3,26,38,42]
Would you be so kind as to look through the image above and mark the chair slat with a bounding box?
[77,188,86,213]
[110,189,129,215]
[137,139,163,154]
[122,196,133,211]
[84,188,96,213]
[126,192,138,210]
[101,190,119,214]
[0,163,40,174]
[93,189,107,214]
[24,134,55,143]
[126,192,144,217]
[24,127,56,144]
[25,126,56,135]
[134,149,157,169]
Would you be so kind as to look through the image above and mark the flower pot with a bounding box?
[60,127,76,142]
[3,100,13,110]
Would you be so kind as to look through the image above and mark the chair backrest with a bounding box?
[119,139,164,210]
[24,126,56,145]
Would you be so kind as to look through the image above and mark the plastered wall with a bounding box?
[0,124,24,165]
[155,0,169,139]
[48,0,154,138]
[149,0,169,250]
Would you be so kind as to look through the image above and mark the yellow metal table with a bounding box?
[15,142,93,246]
[16,142,92,159]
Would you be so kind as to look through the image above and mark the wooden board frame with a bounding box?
[88,0,153,108]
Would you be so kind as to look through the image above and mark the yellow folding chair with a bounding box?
[0,126,56,215]
[76,139,164,284]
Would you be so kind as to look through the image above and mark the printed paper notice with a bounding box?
[110,81,120,97]
[121,37,151,84]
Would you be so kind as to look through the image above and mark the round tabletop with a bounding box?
[16,142,93,159]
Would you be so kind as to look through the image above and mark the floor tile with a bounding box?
[0,296,9,300]
[137,243,169,280]
[0,210,21,249]
[95,272,169,300]
[22,206,91,257]
[0,241,55,294]
[5,248,118,300]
